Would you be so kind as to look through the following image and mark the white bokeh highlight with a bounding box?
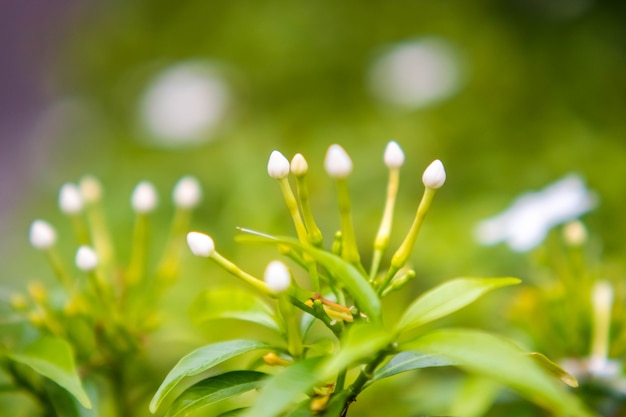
[475,174,597,252]
[369,38,462,109]
[140,62,230,147]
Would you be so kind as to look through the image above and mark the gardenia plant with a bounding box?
[2,175,202,416]
[149,142,594,417]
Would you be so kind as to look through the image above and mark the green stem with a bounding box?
[370,168,400,282]
[295,175,323,247]
[210,251,271,295]
[341,348,392,416]
[336,179,360,267]
[377,187,437,295]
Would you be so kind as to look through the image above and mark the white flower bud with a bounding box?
[563,221,587,247]
[324,144,353,178]
[422,159,446,189]
[384,141,405,168]
[173,176,202,208]
[592,280,614,309]
[75,246,98,271]
[29,220,57,249]
[80,175,102,204]
[267,151,290,179]
[187,231,215,257]
[264,260,291,293]
[59,183,84,214]
[290,153,308,176]
[132,181,158,213]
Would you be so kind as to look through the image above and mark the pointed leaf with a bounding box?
[401,329,594,417]
[150,340,274,413]
[320,323,391,379]
[217,408,248,417]
[371,351,454,383]
[528,352,579,388]
[242,357,324,417]
[166,371,266,417]
[190,287,280,331]
[236,234,382,323]
[396,277,520,333]
[9,336,92,409]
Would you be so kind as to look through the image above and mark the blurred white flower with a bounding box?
[475,174,597,252]
[140,61,230,147]
[368,37,462,109]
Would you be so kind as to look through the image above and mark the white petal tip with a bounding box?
[384,141,405,168]
[59,183,84,214]
[324,144,353,178]
[422,159,446,189]
[267,150,290,179]
[264,261,291,293]
[173,176,202,208]
[29,220,57,249]
[187,231,215,257]
[76,246,98,271]
[132,181,158,213]
[290,153,309,176]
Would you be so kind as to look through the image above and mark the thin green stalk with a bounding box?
[156,207,192,286]
[378,187,437,295]
[278,177,320,290]
[70,214,91,246]
[370,168,400,282]
[336,179,360,266]
[295,175,323,247]
[210,251,272,295]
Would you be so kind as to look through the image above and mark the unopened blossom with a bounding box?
[422,160,446,189]
[324,144,353,178]
[187,231,215,257]
[59,183,84,214]
[29,220,57,249]
[384,141,405,168]
[173,176,202,208]
[132,181,158,213]
[475,174,597,252]
[267,151,290,179]
[76,246,98,271]
[80,176,103,204]
[290,153,308,177]
[264,261,291,293]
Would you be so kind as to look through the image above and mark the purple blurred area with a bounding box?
[0,0,88,235]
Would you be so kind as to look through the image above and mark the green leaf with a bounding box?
[299,246,382,323]
[190,287,280,331]
[166,371,266,417]
[150,340,274,413]
[242,357,324,417]
[401,329,594,417]
[528,352,579,388]
[370,351,453,383]
[8,336,92,409]
[320,323,391,379]
[396,277,520,333]
[236,233,382,323]
[217,408,248,417]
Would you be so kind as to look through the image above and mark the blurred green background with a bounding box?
[2,0,626,415]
